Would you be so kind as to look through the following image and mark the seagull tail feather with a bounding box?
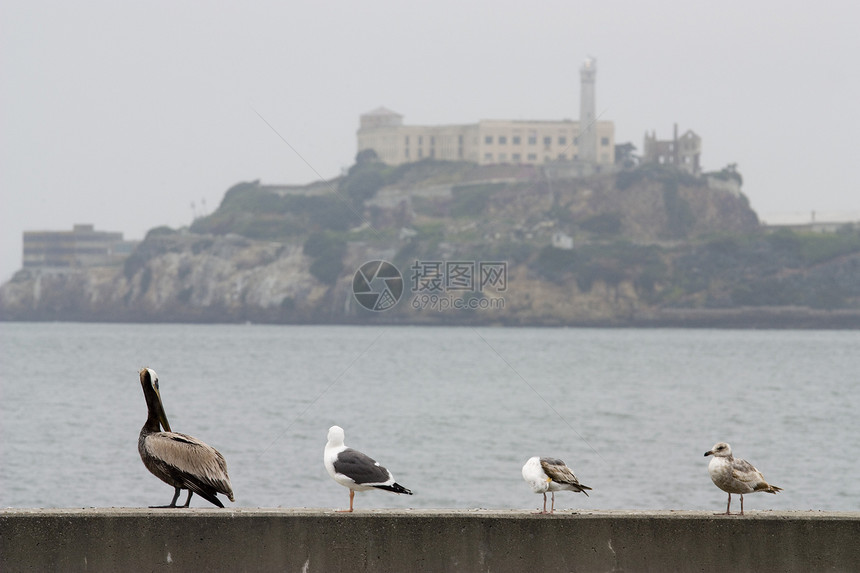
[374,482,413,495]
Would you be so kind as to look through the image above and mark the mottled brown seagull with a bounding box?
[705,442,781,515]
[522,456,591,514]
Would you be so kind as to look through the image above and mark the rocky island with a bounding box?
[2,158,859,327]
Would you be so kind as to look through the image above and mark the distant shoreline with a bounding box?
[3,306,859,329]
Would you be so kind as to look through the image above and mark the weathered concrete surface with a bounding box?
[1,509,859,572]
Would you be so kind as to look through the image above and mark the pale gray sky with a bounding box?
[2,1,858,282]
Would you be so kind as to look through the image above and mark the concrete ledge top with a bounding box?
[3,508,859,520]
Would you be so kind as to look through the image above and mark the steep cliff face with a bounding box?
[3,162,858,327]
[0,231,652,324]
[0,234,329,322]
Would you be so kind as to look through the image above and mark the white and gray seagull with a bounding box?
[324,425,413,512]
[704,442,782,515]
[522,456,591,514]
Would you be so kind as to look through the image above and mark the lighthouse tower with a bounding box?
[578,57,597,164]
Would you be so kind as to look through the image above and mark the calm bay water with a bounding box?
[0,322,858,512]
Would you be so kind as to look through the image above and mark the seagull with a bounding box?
[704,442,782,515]
[522,456,591,514]
[324,425,413,512]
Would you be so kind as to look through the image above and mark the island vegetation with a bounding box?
[2,155,859,327]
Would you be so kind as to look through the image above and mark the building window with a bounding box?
[405,148,410,158]
[405,136,410,145]
[558,136,567,146]
[418,148,424,158]
[484,152,493,161]
[499,153,507,162]
[512,136,521,145]
[543,136,552,146]
[485,135,493,144]
[512,153,521,162]
[528,136,536,145]
[527,153,537,161]
[558,153,567,160]
[431,136,436,146]
[418,136,423,145]
[601,137,609,146]
[498,136,507,144]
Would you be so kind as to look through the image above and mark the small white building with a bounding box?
[551,232,574,250]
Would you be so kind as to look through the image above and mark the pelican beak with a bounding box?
[153,387,172,433]
[704,450,713,457]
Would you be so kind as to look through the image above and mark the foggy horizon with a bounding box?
[2,1,859,282]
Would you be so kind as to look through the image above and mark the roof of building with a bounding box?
[361,106,403,117]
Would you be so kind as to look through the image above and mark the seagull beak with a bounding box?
[704,450,713,457]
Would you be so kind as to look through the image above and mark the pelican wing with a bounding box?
[144,431,234,501]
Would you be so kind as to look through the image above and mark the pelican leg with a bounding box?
[181,490,193,508]
[150,486,182,509]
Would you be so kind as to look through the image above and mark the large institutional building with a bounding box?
[357,58,615,168]
[22,224,137,268]
[642,124,702,174]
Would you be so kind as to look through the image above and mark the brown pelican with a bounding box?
[522,456,591,514]
[138,367,234,508]
[705,442,782,515]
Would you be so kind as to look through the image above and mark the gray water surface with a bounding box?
[1,323,857,512]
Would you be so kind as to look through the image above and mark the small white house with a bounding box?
[551,232,574,250]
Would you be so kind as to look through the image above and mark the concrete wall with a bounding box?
[2,509,859,572]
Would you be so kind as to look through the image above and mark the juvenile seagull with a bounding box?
[138,368,234,508]
[704,442,782,515]
[324,425,413,512]
[522,456,591,514]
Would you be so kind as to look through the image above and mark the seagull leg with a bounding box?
[739,494,744,516]
[181,490,193,508]
[337,490,355,513]
[716,493,731,515]
[550,492,556,514]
